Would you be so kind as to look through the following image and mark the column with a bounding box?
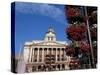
[56,65,59,71]
[28,67,32,72]
[63,48,65,61]
[37,48,39,62]
[65,64,70,70]
[56,48,57,62]
[29,47,33,62]
[32,48,34,62]
[36,66,38,71]
[60,48,62,61]
[60,64,62,70]
[67,56,71,65]
[42,48,44,62]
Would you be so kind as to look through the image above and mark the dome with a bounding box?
[44,27,56,41]
[46,27,55,34]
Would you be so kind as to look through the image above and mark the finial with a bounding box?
[48,26,53,32]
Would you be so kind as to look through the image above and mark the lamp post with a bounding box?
[84,7,95,68]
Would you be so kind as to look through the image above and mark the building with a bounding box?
[23,27,70,72]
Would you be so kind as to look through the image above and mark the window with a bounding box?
[32,66,36,71]
[44,48,47,56]
[48,37,50,41]
[62,58,64,61]
[34,59,37,62]
[62,48,64,50]
[51,37,53,41]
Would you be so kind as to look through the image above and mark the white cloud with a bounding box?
[15,2,67,25]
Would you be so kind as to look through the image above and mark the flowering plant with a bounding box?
[65,6,81,18]
[80,41,90,54]
[65,46,75,56]
[66,24,87,41]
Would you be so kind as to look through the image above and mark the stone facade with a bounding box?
[23,27,70,72]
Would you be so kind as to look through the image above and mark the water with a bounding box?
[17,56,26,73]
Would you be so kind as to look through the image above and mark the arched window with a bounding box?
[32,66,36,71]
[51,37,53,41]
[57,48,60,50]
[39,48,42,62]
[57,65,60,70]
[34,48,38,51]
[48,37,50,41]
[38,65,41,70]
[62,64,65,69]
[62,48,65,50]
[34,48,38,62]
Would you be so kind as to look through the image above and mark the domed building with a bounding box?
[23,27,70,72]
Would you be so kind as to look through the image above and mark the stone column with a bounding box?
[36,66,38,71]
[56,48,57,62]
[37,48,39,62]
[60,48,62,61]
[60,64,62,70]
[65,64,69,70]
[63,49,65,60]
[67,56,71,65]
[32,48,34,62]
[56,65,58,70]
[28,67,32,72]
[29,47,33,62]
[42,48,44,62]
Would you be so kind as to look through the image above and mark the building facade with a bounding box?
[23,27,70,72]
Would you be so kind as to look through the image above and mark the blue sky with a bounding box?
[15,2,69,54]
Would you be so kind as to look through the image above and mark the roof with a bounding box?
[24,40,68,46]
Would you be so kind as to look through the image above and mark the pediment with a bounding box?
[34,41,67,46]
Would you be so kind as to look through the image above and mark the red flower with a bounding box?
[66,24,87,41]
[80,41,90,54]
[65,6,81,18]
[65,46,75,56]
